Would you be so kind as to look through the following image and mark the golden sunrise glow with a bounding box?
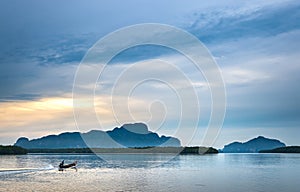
[0,97,74,128]
[0,96,146,130]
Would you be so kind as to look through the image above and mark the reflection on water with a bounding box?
[0,153,299,192]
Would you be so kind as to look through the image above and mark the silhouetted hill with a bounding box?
[221,136,286,153]
[14,123,181,149]
[260,146,300,153]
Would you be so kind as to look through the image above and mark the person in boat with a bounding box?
[59,160,77,171]
[59,160,65,168]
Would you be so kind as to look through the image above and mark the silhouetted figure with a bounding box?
[59,160,64,168]
[59,160,77,171]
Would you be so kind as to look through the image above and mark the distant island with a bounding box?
[15,123,180,149]
[260,146,300,153]
[0,145,27,155]
[13,123,220,155]
[221,136,286,153]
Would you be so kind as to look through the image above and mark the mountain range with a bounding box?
[14,122,288,153]
[221,136,286,153]
[14,123,181,149]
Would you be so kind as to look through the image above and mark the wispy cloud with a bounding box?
[186,0,300,43]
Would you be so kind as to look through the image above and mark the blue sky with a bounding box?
[0,0,299,148]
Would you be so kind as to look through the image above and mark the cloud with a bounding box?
[222,67,270,85]
[0,57,79,101]
[186,0,300,43]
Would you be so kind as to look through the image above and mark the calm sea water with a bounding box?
[0,153,299,192]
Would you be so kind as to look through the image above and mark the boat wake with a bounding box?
[0,164,54,175]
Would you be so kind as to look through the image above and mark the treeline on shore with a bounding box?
[0,145,28,155]
[27,146,218,154]
[3,145,300,155]
[0,145,217,155]
[259,146,300,153]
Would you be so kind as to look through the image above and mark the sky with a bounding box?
[0,0,299,148]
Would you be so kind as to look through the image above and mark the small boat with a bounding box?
[58,160,77,171]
